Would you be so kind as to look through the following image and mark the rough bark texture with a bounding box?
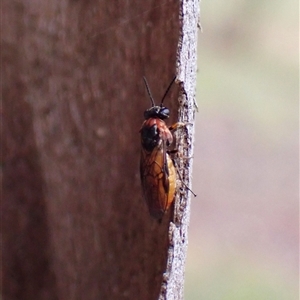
[159,1,200,299]
[2,0,199,299]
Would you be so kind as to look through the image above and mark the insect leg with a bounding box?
[171,157,196,197]
[168,149,194,160]
[168,122,186,131]
[168,122,195,196]
[169,122,194,132]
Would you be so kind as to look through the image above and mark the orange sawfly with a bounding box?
[140,76,184,219]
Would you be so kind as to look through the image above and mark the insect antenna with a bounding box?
[160,76,176,107]
[143,76,155,107]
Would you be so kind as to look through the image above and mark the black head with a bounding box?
[144,106,170,120]
[143,76,176,120]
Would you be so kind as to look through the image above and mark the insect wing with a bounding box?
[140,143,176,219]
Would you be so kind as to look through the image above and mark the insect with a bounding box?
[140,76,183,219]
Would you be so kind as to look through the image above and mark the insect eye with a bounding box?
[159,107,170,119]
[144,106,161,119]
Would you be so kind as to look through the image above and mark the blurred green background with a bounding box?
[185,0,299,299]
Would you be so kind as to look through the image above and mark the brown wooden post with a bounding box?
[2,0,199,299]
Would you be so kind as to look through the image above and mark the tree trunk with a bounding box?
[2,1,199,299]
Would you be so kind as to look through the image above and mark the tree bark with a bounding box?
[158,1,200,299]
[2,0,199,299]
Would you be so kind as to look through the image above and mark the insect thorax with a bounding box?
[141,124,161,152]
